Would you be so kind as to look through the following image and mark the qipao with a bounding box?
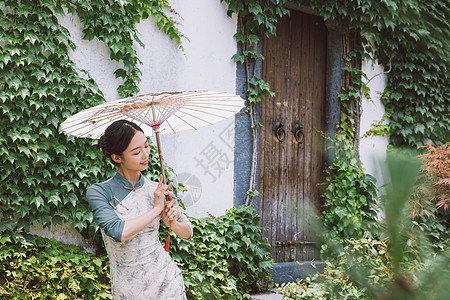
[87,173,191,300]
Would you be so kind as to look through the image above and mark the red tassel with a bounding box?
[164,223,172,252]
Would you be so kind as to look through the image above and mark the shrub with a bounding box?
[0,205,273,299]
[281,152,450,300]
[160,205,274,299]
[321,133,380,256]
[0,231,111,299]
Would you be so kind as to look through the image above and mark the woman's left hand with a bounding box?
[162,200,179,227]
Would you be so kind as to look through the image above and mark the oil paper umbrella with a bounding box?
[60,90,246,250]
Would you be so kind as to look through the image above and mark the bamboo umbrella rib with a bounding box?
[63,113,122,136]
[154,99,184,124]
[62,107,124,127]
[62,111,122,132]
[123,109,147,125]
[177,97,244,102]
[164,118,177,134]
[181,101,244,107]
[174,109,218,124]
[178,106,231,119]
[181,104,242,112]
[79,115,125,136]
[167,110,211,130]
[142,106,153,124]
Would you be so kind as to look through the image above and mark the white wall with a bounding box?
[359,59,389,191]
[64,0,237,219]
[31,0,237,250]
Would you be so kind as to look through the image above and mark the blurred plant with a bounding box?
[0,230,112,299]
[410,142,450,215]
[282,151,450,299]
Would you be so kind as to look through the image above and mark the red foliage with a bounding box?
[410,142,450,217]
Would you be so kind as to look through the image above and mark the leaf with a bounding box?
[34,196,44,209]
[231,54,245,64]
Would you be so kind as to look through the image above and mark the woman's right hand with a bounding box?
[153,175,172,212]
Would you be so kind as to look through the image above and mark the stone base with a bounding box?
[269,261,326,284]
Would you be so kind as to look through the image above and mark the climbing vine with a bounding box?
[0,0,182,241]
[299,0,450,147]
[221,0,449,210]
[221,0,288,205]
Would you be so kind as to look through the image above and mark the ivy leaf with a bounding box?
[247,34,259,44]
[233,32,246,43]
[34,196,44,209]
[231,54,245,64]
[49,194,61,206]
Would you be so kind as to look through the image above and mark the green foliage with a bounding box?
[282,154,450,300]
[159,205,274,299]
[295,0,450,147]
[222,0,288,37]
[58,0,182,98]
[321,133,380,255]
[0,230,112,299]
[0,0,178,242]
[0,206,273,299]
[338,61,369,141]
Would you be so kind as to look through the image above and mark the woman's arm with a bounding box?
[121,206,163,242]
[162,200,193,241]
[121,178,174,242]
[168,219,192,241]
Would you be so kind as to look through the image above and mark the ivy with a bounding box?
[320,133,380,256]
[59,0,182,98]
[0,231,112,299]
[0,0,180,243]
[1,206,273,299]
[295,0,450,147]
[222,0,289,206]
[160,205,273,299]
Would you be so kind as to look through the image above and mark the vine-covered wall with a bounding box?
[1,0,447,248]
[0,0,182,242]
[0,0,240,249]
[297,0,449,147]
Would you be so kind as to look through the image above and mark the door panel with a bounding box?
[259,10,327,263]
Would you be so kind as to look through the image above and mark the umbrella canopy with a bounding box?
[60,91,245,139]
[60,90,245,252]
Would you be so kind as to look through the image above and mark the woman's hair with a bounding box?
[97,120,144,165]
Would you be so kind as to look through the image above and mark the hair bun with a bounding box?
[97,135,105,149]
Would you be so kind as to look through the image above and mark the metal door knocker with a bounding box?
[291,121,304,144]
[272,119,285,142]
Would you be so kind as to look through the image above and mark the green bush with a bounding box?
[280,152,450,300]
[321,133,380,256]
[160,205,274,299]
[1,205,273,299]
[0,231,112,299]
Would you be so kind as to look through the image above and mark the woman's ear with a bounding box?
[111,154,122,164]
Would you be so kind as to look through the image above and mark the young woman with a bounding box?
[86,120,192,299]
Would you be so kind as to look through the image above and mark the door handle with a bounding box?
[272,119,285,142]
[291,121,304,144]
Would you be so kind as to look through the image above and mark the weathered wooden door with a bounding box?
[258,10,327,263]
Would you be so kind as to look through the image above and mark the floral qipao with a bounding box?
[87,173,192,300]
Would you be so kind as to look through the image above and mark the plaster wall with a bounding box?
[63,0,238,219]
[30,0,238,249]
[359,59,389,191]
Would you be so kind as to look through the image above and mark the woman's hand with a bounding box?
[153,175,174,212]
[162,200,179,227]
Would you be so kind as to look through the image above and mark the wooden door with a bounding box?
[258,10,327,263]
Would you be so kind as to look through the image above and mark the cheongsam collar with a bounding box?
[113,172,145,190]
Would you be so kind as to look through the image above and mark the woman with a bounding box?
[86,120,192,299]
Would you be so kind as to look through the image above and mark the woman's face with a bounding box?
[114,131,150,172]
